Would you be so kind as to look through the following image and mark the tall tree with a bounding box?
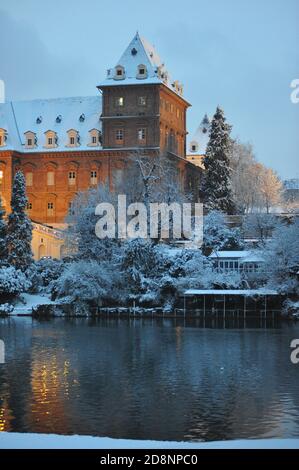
[6,171,33,270]
[0,194,7,264]
[203,107,235,214]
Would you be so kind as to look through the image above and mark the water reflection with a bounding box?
[0,317,298,442]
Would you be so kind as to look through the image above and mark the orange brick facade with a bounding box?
[0,83,201,226]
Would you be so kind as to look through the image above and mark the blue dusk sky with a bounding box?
[0,0,298,179]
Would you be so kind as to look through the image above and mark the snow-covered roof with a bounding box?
[99,32,184,97]
[0,96,102,153]
[187,114,210,155]
[209,250,264,262]
[284,179,299,190]
[184,289,278,296]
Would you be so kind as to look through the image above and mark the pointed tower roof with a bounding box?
[99,32,184,97]
[188,114,211,155]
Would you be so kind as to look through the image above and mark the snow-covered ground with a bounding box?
[0,433,298,449]
[12,293,54,314]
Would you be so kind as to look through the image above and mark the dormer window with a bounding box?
[190,142,198,153]
[44,130,58,148]
[24,131,37,148]
[66,129,79,147]
[0,128,7,147]
[88,129,100,147]
[137,64,148,79]
[114,65,125,80]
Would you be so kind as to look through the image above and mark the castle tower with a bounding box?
[186,114,211,167]
[98,32,190,158]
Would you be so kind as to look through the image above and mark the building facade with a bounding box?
[0,33,202,257]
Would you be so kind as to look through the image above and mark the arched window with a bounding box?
[114,65,125,80]
[68,171,76,186]
[137,64,147,79]
[90,170,97,186]
[47,202,54,216]
[47,171,55,186]
[38,244,46,259]
[25,172,33,187]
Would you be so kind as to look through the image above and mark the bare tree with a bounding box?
[230,140,282,213]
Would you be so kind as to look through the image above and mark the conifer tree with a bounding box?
[0,194,7,264]
[7,171,33,270]
[203,106,235,214]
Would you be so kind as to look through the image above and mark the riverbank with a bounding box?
[0,432,298,449]
[1,293,297,320]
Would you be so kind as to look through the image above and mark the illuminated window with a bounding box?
[0,170,3,180]
[138,96,147,106]
[137,128,146,141]
[68,171,76,185]
[116,97,124,107]
[115,129,124,142]
[90,170,97,185]
[25,172,33,186]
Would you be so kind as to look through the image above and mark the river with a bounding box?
[0,316,298,442]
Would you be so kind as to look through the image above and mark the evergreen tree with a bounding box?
[0,194,7,264]
[203,106,235,214]
[7,171,33,270]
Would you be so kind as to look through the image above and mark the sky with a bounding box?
[0,0,298,179]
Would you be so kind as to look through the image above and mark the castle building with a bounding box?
[0,33,202,258]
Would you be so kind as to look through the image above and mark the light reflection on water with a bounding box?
[0,316,298,442]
